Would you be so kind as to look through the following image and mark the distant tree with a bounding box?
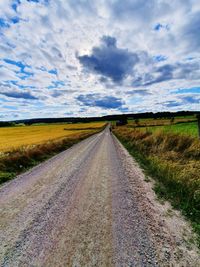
[116,116,127,126]
[0,122,15,127]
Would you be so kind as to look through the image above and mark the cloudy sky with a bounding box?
[0,0,200,120]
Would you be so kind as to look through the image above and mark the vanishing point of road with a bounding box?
[0,127,199,266]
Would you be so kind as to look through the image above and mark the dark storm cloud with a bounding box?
[77,94,123,109]
[77,36,139,83]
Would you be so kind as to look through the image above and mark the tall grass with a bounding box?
[113,126,200,244]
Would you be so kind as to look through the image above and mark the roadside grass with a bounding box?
[0,122,105,153]
[113,126,200,245]
[0,124,106,185]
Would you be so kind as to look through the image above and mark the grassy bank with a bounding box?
[113,126,200,244]
[0,127,104,185]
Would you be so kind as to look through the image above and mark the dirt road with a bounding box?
[0,127,199,266]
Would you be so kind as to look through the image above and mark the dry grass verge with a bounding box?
[113,126,200,245]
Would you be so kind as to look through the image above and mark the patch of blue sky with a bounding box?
[3,58,33,79]
[11,0,21,12]
[0,16,20,30]
[0,97,9,102]
[128,96,142,105]
[0,18,10,29]
[3,58,30,69]
[48,69,57,75]
[174,87,200,94]
[4,80,18,86]
[17,69,33,76]
[153,55,167,62]
[27,0,40,2]
[154,23,170,31]
[10,17,20,24]
[17,72,34,80]
[37,66,57,75]
[4,80,35,89]
[27,0,49,5]
[11,4,18,12]
[3,105,17,110]
[48,80,65,89]
[18,84,36,89]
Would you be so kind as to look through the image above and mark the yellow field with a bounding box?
[0,122,105,152]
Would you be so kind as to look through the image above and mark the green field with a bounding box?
[141,122,198,138]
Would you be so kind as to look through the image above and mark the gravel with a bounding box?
[0,127,199,266]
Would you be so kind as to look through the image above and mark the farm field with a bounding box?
[126,115,198,138]
[0,122,106,184]
[128,116,196,126]
[0,122,105,153]
[138,121,198,138]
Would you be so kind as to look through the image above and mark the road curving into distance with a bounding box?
[0,127,199,266]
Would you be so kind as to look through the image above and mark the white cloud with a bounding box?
[0,0,199,120]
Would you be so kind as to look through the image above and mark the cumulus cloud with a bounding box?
[78,36,139,83]
[0,0,200,120]
[77,94,123,109]
[132,61,200,86]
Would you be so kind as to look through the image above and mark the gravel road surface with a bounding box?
[0,127,199,266]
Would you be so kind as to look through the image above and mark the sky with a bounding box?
[0,0,200,120]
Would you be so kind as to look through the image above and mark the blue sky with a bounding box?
[0,0,200,120]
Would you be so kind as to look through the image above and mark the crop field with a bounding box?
[0,122,106,184]
[128,116,196,126]
[0,122,105,153]
[113,124,200,243]
[139,121,198,138]
[126,116,198,138]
